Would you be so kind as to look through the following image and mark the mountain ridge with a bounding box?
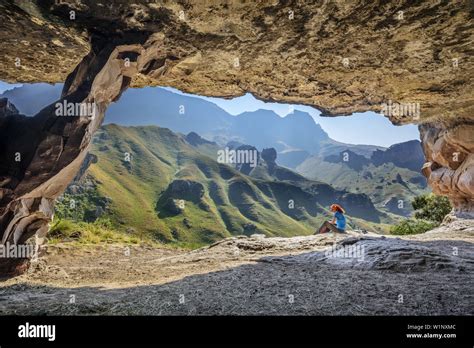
[1,84,428,219]
[56,123,395,247]
[0,84,384,157]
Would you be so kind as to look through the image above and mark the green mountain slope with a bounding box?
[296,153,429,216]
[56,125,396,248]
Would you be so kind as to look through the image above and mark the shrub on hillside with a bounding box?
[390,193,451,235]
[412,193,452,223]
[390,219,437,235]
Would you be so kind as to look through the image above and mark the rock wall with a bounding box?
[0,37,144,275]
[420,122,474,217]
[0,0,473,274]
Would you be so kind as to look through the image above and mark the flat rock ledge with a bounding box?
[0,220,472,315]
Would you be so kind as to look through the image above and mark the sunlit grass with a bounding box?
[48,218,146,245]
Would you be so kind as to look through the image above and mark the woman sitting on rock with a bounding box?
[316,204,346,234]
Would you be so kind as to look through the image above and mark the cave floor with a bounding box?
[0,220,473,315]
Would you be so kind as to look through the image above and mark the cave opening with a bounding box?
[0,0,473,278]
[0,79,430,249]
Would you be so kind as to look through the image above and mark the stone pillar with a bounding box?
[0,38,143,276]
[419,122,474,218]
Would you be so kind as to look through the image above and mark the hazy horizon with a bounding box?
[0,81,419,147]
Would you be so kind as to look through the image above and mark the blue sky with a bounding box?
[164,87,420,148]
[0,81,22,93]
[0,81,419,147]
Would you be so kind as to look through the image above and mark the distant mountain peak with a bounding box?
[371,139,424,171]
[285,109,311,117]
[0,98,19,117]
[261,148,277,165]
[236,109,281,118]
[185,132,216,146]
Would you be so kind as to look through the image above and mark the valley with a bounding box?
[56,124,395,248]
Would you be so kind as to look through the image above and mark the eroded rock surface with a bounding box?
[1,1,473,124]
[420,123,474,217]
[0,222,472,315]
[0,37,143,273]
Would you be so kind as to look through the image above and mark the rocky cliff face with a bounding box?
[324,150,371,171]
[0,98,19,117]
[420,123,474,218]
[371,140,425,172]
[0,0,473,274]
[185,132,217,147]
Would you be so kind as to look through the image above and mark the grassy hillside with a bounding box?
[55,125,395,248]
[296,155,429,216]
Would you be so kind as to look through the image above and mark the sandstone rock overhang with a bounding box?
[0,0,473,275]
[0,0,472,124]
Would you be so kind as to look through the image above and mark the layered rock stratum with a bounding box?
[0,1,473,274]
